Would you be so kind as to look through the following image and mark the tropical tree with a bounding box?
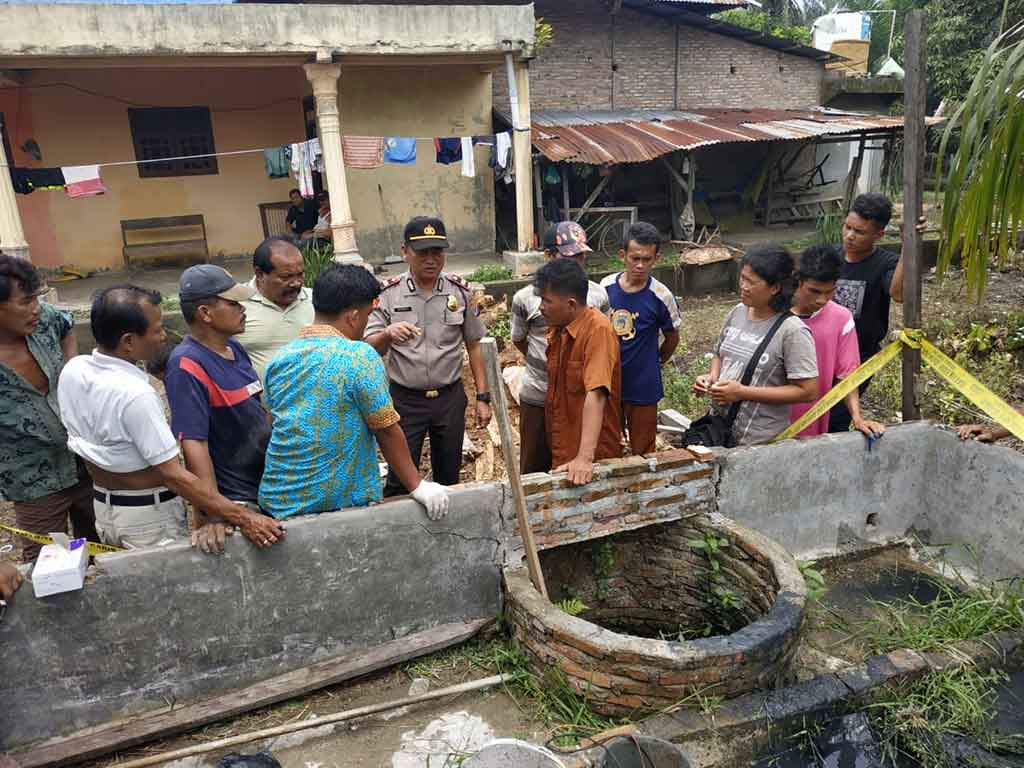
[936,20,1024,298]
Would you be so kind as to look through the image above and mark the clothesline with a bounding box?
[84,133,520,170]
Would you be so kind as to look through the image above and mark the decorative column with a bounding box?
[0,114,30,260]
[303,63,362,265]
[512,58,535,253]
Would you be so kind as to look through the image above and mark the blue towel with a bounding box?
[383,137,417,165]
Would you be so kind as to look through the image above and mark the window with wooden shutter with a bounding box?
[128,107,218,178]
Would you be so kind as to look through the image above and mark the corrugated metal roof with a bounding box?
[513,108,911,165]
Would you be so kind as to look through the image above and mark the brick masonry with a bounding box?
[505,515,807,716]
[507,450,716,561]
[494,0,824,112]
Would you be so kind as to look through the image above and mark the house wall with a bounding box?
[11,68,307,272]
[494,0,824,111]
[11,65,495,272]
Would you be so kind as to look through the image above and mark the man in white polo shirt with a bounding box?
[57,283,286,551]
[234,236,315,382]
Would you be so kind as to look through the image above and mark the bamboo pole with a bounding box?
[110,674,514,768]
[480,337,548,599]
[901,10,927,421]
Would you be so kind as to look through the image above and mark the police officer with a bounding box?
[365,216,491,497]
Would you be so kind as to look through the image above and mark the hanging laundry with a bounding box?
[383,137,417,165]
[10,167,65,195]
[341,136,384,169]
[495,131,512,170]
[290,142,314,198]
[62,165,106,198]
[263,147,289,179]
[434,137,462,165]
[308,138,324,174]
[460,137,475,178]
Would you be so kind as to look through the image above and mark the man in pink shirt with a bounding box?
[791,246,886,438]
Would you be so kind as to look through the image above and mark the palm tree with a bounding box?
[762,0,803,25]
[936,20,1024,298]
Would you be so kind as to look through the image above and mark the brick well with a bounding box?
[505,516,807,716]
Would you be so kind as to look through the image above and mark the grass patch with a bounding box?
[869,667,1022,767]
[660,353,713,420]
[488,311,512,347]
[856,577,1024,657]
[466,264,513,283]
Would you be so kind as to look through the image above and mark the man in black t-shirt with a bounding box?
[285,188,317,241]
[828,193,905,433]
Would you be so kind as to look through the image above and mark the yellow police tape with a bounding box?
[773,328,1024,444]
[0,523,124,556]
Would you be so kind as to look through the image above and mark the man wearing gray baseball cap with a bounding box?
[164,265,281,553]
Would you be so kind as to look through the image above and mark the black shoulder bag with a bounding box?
[683,312,791,448]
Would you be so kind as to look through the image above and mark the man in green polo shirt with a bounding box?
[235,236,315,381]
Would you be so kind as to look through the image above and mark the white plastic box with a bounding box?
[33,536,88,598]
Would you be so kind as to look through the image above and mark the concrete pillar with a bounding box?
[303,62,362,265]
[0,115,30,260]
[512,60,535,253]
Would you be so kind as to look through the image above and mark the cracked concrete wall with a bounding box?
[715,422,1024,580]
[0,484,505,751]
[0,3,535,58]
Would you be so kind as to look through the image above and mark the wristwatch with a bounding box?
[476,392,492,403]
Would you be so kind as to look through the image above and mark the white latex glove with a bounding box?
[411,480,450,521]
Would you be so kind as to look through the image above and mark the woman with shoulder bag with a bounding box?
[689,243,819,447]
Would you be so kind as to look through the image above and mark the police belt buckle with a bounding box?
[425,389,440,399]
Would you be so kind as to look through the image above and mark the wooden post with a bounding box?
[533,158,545,239]
[480,338,548,599]
[901,10,927,421]
[562,166,570,220]
[844,134,867,213]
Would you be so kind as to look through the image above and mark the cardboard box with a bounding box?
[33,535,88,598]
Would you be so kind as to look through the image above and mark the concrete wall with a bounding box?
[9,65,496,271]
[716,422,1024,580]
[494,0,824,111]
[0,3,535,59]
[0,485,505,750]
[338,65,496,262]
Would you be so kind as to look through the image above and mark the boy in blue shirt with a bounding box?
[600,222,682,455]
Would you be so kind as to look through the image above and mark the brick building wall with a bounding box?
[493,0,823,113]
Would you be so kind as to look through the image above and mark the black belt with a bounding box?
[94,489,177,507]
[391,379,462,399]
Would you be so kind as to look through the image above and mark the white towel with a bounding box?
[495,131,512,170]
[62,165,107,198]
[460,137,475,178]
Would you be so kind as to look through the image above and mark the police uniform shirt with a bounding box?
[366,271,486,391]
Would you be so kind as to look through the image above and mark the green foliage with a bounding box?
[660,354,713,420]
[936,19,1024,299]
[535,17,554,53]
[492,644,621,745]
[870,667,1021,767]
[715,9,812,44]
[489,312,512,346]
[815,212,844,246]
[160,295,181,313]
[593,540,616,600]
[302,241,335,288]
[465,264,513,283]
[555,597,589,617]
[798,560,827,602]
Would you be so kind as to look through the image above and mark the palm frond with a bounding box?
[937,20,1024,300]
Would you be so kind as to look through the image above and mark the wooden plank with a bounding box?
[901,10,927,422]
[562,167,570,220]
[16,618,492,768]
[572,171,612,222]
[843,134,867,213]
[480,338,547,599]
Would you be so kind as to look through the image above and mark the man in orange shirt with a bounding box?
[535,258,622,486]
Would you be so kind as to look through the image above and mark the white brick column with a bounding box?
[0,114,29,260]
[512,59,535,252]
[303,63,362,265]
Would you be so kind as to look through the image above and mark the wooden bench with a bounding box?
[121,215,209,267]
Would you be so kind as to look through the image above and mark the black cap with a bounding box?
[403,216,450,251]
[179,265,256,302]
